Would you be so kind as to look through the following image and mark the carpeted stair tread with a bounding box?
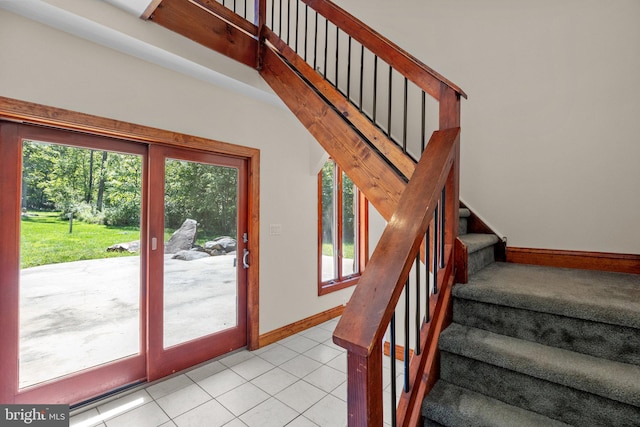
[458,208,470,218]
[439,323,640,407]
[422,381,571,427]
[454,262,640,329]
[452,297,640,365]
[458,233,499,254]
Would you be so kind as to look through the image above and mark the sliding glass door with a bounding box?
[0,123,250,404]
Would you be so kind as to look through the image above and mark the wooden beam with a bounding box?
[260,45,406,221]
[267,31,416,182]
[149,0,258,68]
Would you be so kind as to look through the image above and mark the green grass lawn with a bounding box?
[322,242,355,259]
[20,212,141,269]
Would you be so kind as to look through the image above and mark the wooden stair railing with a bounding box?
[144,1,464,424]
[334,127,460,426]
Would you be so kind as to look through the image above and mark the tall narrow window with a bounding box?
[318,159,368,295]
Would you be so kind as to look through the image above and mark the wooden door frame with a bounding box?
[0,96,261,391]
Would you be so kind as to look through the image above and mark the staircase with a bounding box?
[422,262,640,426]
[457,207,500,278]
[142,2,639,426]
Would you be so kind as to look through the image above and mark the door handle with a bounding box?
[243,248,250,269]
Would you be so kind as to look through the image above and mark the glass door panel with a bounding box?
[19,141,143,388]
[163,159,239,348]
[147,145,247,380]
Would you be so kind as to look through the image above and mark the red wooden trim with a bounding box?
[0,96,258,159]
[246,149,261,351]
[300,0,466,101]
[333,128,459,357]
[507,247,640,275]
[258,305,344,348]
[0,123,21,404]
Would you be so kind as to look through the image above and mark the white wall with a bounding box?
[0,6,357,334]
[333,0,640,254]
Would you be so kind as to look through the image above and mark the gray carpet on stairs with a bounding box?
[454,262,640,328]
[423,262,640,427]
[423,381,572,427]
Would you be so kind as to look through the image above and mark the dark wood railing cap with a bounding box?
[333,127,460,356]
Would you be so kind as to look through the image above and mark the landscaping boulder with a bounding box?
[165,219,198,254]
[203,236,237,255]
[171,250,210,261]
[107,240,140,253]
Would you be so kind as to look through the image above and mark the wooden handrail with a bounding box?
[334,127,459,355]
[300,0,466,101]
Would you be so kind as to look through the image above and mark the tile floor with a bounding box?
[69,318,402,427]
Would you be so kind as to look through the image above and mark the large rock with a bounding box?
[165,219,198,254]
[106,240,140,253]
[171,250,210,261]
[203,236,237,255]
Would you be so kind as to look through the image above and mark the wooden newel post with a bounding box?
[346,342,384,426]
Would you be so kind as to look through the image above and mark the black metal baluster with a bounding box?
[270,0,275,33]
[390,314,397,427]
[358,45,364,112]
[313,12,318,71]
[233,0,236,13]
[373,56,378,123]
[335,26,339,89]
[425,228,431,323]
[415,252,421,355]
[433,206,439,294]
[286,0,290,44]
[440,187,446,269]
[403,77,408,153]
[303,4,308,61]
[404,278,410,392]
[278,0,282,38]
[346,36,352,101]
[294,0,299,53]
[421,91,426,152]
[323,19,328,77]
[387,65,393,138]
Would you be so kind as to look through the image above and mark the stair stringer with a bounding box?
[260,45,409,221]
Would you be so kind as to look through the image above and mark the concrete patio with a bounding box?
[19,253,237,389]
